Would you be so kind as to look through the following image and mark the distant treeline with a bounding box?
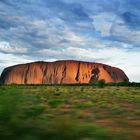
[0,81,140,87]
[106,82,140,87]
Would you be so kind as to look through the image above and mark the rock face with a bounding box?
[0,60,129,84]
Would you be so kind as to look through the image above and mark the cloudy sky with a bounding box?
[0,0,140,82]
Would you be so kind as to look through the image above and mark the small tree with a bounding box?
[97,79,105,88]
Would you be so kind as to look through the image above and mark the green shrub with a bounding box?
[48,99,64,108]
[97,80,105,88]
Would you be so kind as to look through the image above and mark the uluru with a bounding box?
[0,60,129,84]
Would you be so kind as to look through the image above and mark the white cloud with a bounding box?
[108,14,140,46]
[22,18,106,49]
[0,52,34,74]
[0,41,27,54]
[111,21,140,45]
[92,12,140,47]
[91,12,116,36]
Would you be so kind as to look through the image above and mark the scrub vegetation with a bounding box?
[0,85,140,140]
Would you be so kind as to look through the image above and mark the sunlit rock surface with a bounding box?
[0,60,129,84]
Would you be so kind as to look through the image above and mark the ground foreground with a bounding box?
[0,85,140,140]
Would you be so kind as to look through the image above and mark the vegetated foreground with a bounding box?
[0,86,139,140]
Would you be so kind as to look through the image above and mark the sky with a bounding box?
[0,0,140,82]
